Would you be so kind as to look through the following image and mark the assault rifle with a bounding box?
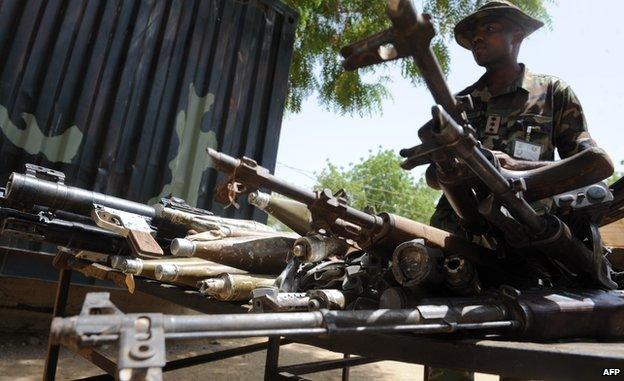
[51,289,624,379]
[339,0,617,289]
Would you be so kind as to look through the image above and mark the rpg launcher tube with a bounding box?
[153,204,275,234]
[110,256,208,278]
[170,235,295,275]
[292,234,350,263]
[391,240,444,288]
[155,262,247,286]
[248,191,312,236]
[443,256,482,296]
[5,167,155,218]
[198,274,276,301]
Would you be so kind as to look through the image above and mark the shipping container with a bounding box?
[0,0,298,279]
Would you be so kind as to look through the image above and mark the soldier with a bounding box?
[429,2,597,380]
[430,0,597,234]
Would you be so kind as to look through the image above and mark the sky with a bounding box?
[274,0,624,189]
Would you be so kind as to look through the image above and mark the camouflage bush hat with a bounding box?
[454,0,544,49]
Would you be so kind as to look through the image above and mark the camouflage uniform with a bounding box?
[430,64,596,234]
[429,2,580,380]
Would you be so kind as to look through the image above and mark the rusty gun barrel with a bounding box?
[207,149,500,264]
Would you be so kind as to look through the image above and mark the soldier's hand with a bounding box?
[491,150,521,170]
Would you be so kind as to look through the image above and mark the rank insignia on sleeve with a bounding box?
[485,115,501,135]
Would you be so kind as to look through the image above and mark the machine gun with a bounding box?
[0,163,275,258]
[339,0,617,289]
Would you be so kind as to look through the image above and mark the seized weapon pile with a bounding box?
[7,0,624,378]
[0,163,293,301]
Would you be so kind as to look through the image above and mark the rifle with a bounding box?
[50,289,624,379]
[340,0,617,289]
[0,206,126,255]
[206,149,503,275]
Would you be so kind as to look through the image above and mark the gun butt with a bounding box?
[503,147,615,201]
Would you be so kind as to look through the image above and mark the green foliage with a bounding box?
[314,148,441,222]
[283,0,552,116]
[608,160,624,185]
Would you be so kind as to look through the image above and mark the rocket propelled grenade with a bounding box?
[198,274,276,301]
[153,203,276,234]
[155,262,247,286]
[170,235,296,275]
[248,190,313,236]
[110,256,209,278]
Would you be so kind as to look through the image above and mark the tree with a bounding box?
[282,0,552,116]
[608,160,624,185]
[314,148,440,222]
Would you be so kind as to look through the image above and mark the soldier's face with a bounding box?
[469,18,521,67]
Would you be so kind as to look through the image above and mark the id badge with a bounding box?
[512,140,542,161]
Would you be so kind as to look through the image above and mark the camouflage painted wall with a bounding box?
[0,0,297,221]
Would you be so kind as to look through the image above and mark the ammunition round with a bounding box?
[248,191,271,209]
[200,278,227,293]
[170,238,196,257]
[155,264,178,281]
[111,257,143,275]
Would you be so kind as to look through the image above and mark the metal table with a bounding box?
[42,257,624,381]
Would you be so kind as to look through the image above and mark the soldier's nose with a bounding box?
[471,35,485,47]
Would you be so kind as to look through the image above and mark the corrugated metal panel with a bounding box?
[0,0,298,279]
[0,0,297,219]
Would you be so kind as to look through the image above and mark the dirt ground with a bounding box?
[0,332,500,381]
[0,276,499,380]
